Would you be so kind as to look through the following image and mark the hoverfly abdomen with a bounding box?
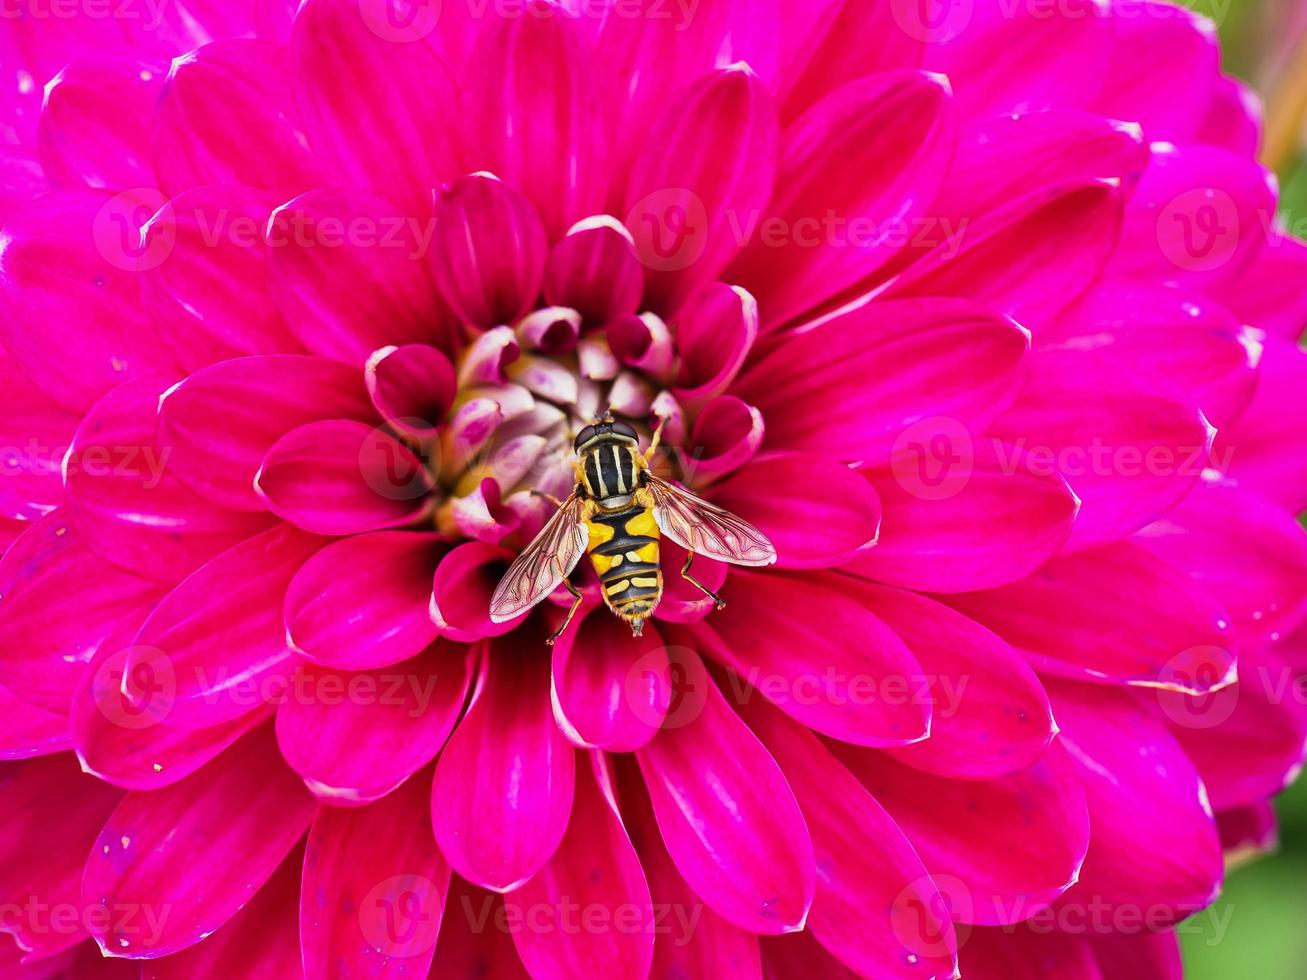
[585,504,662,630]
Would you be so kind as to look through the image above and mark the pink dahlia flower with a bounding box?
[3,0,1307,977]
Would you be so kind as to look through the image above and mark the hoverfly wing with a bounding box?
[489,494,589,623]
[646,475,776,567]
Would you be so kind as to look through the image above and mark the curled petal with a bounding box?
[430,541,523,642]
[543,216,643,327]
[256,420,433,536]
[623,65,779,316]
[683,396,765,481]
[159,354,375,512]
[672,282,758,404]
[1197,75,1263,158]
[285,531,445,670]
[551,610,670,752]
[431,174,548,330]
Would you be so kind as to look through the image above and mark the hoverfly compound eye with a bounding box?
[573,425,597,452]
[612,421,638,441]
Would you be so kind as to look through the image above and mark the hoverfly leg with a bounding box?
[681,552,726,610]
[530,489,566,508]
[644,414,668,462]
[546,562,584,647]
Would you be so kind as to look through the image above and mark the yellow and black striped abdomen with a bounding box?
[584,501,662,620]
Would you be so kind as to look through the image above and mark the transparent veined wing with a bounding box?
[646,475,776,567]
[489,494,589,623]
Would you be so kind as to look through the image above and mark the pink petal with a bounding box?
[741,698,958,979]
[760,930,862,980]
[947,541,1236,693]
[1216,802,1278,857]
[276,643,474,806]
[619,760,763,979]
[1135,476,1307,646]
[1214,334,1307,512]
[0,191,174,412]
[733,297,1028,465]
[986,348,1210,551]
[623,65,778,316]
[853,439,1078,592]
[0,353,81,521]
[958,926,1101,980]
[506,757,654,979]
[859,583,1055,780]
[431,633,576,891]
[65,375,275,582]
[655,538,730,625]
[543,216,643,328]
[924,0,1112,118]
[1210,232,1307,341]
[0,754,123,960]
[883,179,1125,331]
[267,188,456,364]
[290,0,459,216]
[1047,678,1222,920]
[1108,142,1276,291]
[1089,929,1183,980]
[365,343,457,441]
[142,846,304,980]
[672,282,759,404]
[125,523,326,729]
[0,512,160,714]
[634,647,815,934]
[153,39,317,199]
[683,396,766,480]
[81,725,315,958]
[0,143,49,223]
[464,3,606,239]
[833,744,1089,927]
[72,605,272,790]
[1091,3,1219,143]
[0,680,69,761]
[551,609,670,752]
[255,420,433,536]
[730,70,955,330]
[708,453,880,569]
[696,570,929,746]
[929,110,1149,229]
[779,0,924,117]
[430,876,531,979]
[1196,75,1263,158]
[140,187,303,371]
[285,531,445,671]
[597,0,779,178]
[159,354,375,512]
[1157,645,1307,810]
[428,174,548,330]
[302,772,451,976]
[430,542,521,642]
[37,54,163,191]
[1047,280,1259,429]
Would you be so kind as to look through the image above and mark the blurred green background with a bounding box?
[1180,2,1307,977]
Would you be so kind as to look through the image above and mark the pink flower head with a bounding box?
[2,1,1307,977]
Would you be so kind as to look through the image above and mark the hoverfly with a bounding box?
[489,414,776,644]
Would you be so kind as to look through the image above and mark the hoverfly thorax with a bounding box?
[489,414,777,645]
